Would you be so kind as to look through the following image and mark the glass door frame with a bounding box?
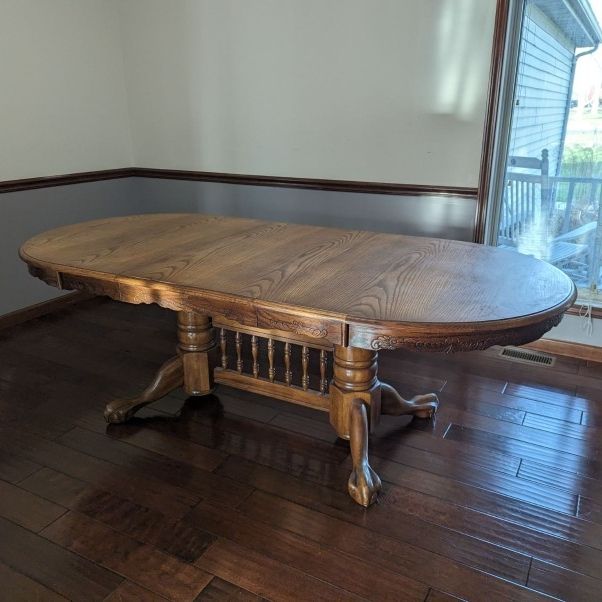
[482,0,527,246]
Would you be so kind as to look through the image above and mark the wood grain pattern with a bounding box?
[21,213,575,352]
[0,562,69,601]
[42,512,212,599]
[187,500,428,600]
[0,516,123,601]
[196,539,363,601]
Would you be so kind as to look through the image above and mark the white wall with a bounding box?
[0,0,133,180]
[0,0,496,187]
[117,0,496,188]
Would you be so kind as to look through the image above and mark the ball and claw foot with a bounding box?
[348,398,382,507]
[348,462,382,507]
[380,382,439,419]
[104,399,145,424]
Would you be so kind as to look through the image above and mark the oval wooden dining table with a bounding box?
[20,213,576,506]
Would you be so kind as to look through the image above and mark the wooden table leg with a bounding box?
[177,311,216,397]
[379,382,439,419]
[104,311,216,423]
[104,355,184,423]
[329,346,382,507]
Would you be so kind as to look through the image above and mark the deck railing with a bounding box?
[500,173,602,287]
[501,174,602,239]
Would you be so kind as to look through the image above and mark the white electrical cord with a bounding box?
[579,286,595,337]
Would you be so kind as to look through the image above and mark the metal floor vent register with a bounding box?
[499,347,556,367]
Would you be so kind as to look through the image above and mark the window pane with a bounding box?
[497,0,602,303]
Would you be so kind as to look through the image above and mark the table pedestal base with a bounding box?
[103,312,439,506]
[104,355,184,424]
[104,311,215,423]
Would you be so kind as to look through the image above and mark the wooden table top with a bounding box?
[21,214,576,351]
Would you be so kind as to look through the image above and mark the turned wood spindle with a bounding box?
[220,328,227,369]
[268,338,275,382]
[251,335,259,378]
[284,342,292,386]
[319,349,328,395]
[235,331,243,373]
[302,345,310,391]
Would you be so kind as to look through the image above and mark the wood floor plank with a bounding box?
[20,467,216,563]
[187,499,428,601]
[441,381,584,423]
[385,468,602,551]
[104,580,167,601]
[239,490,550,601]
[371,455,579,515]
[379,353,507,393]
[577,495,602,525]
[0,516,123,601]
[435,394,526,424]
[424,590,464,602]
[57,426,252,507]
[42,512,212,600]
[527,560,602,602]
[444,424,602,479]
[377,482,602,579]
[0,330,166,394]
[0,425,200,519]
[268,411,338,443]
[523,412,602,442]
[216,456,532,585]
[194,577,264,601]
[0,562,68,601]
[106,401,348,484]
[0,479,66,532]
[346,436,578,516]
[505,383,594,413]
[519,459,602,505]
[196,539,367,602]
[0,450,41,484]
[373,425,522,476]
[430,408,596,459]
[77,417,229,472]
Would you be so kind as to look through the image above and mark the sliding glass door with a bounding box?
[491,0,602,303]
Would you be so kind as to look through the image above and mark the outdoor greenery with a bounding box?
[554,142,602,225]
[560,144,602,178]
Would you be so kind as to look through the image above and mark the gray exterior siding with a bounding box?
[508,3,575,176]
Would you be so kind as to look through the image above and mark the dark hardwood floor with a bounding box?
[0,298,601,601]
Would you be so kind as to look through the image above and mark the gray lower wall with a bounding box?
[135,179,477,241]
[2,177,477,316]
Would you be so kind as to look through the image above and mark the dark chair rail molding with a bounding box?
[0,167,478,198]
[131,168,478,198]
[0,168,134,193]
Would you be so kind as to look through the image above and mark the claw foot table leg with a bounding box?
[348,398,382,506]
[104,355,184,423]
[329,346,382,507]
[380,382,439,419]
[104,311,216,423]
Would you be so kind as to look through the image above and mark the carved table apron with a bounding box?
[20,214,576,506]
